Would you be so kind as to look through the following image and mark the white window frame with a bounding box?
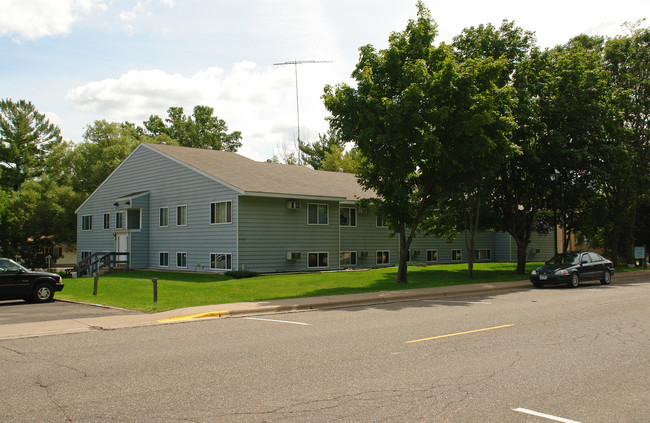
[81,215,92,231]
[307,203,329,225]
[308,252,329,268]
[427,249,438,262]
[340,251,357,266]
[339,207,357,227]
[376,216,387,228]
[159,207,169,227]
[159,252,169,267]
[177,205,187,226]
[210,253,232,270]
[210,201,232,225]
[115,211,125,229]
[376,250,390,265]
[452,249,462,261]
[176,252,187,268]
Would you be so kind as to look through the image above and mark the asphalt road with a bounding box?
[0,299,139,325]
[0,274,648,422]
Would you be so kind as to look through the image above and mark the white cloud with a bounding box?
[66,61,339,161]
[119,2,150,22]
[0,0,106,40]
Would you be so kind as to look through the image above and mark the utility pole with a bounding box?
[273,60,332,165]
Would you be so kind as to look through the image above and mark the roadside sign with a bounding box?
[634,246,645,260]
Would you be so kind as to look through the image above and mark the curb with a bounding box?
[157,280,532,322]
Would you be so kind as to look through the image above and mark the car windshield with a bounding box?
[547,252,580,265]
[0,259,28,273]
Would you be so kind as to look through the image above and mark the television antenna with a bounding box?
[273,60,332,165]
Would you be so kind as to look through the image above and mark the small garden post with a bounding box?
[152,278,158,302]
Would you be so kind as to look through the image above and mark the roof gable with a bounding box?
[144,143,372,201]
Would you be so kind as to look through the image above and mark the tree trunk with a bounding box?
[396,226,409,283]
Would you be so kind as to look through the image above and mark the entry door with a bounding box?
[115,233,129,263]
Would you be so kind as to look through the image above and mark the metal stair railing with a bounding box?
[78,252,130,276]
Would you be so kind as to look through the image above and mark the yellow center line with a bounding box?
[406,324,515,344]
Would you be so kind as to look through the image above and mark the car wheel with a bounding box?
[33,283,55,303]
[568,273,580,288]
[533,282,544,288]
[601,270,612,285]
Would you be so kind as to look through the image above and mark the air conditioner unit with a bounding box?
[359,251,368,258]
[287,200,301,210]
[286,252,301,260]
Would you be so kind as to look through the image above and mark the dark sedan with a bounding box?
[530,251,614,288]
[0,258,64,302]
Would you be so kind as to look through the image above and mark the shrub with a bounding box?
[225,269,260,279]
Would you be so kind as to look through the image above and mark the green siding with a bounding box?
[238,197,339,272]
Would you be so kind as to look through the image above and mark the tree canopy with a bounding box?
[143,105,242,152]
[325,2,518,282]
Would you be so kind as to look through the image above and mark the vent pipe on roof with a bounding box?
[206,146,213,150]
[266,159,273,163]
[338,168,344,172]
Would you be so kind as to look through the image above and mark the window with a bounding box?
[115,212,125,229]
[340,207,357,227]
[103,213,110,230]
[308,204,328,225]
[159,207,169,227]
[210,253,232,270]
[376,216,387,228]
[176,252,187,268]
[427,249,438,262]
[81,215,92,231]
[377,251,390,264]
[452,249,462,261]
[127,209,141,230]
[210,201,232,224]
[340,251,357,266]
[159,252,169,267]
[588,252,602,262]
[475,249,491,260]
[308,252,329,268]
[177,205,187,226]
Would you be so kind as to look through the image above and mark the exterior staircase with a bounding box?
[78,252,130,276]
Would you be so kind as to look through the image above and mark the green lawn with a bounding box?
[58,262,546,312]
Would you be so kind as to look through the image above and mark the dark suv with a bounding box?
[0,258,64,303]
[530,251,614,288]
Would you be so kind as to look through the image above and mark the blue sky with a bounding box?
[1,0,647,161]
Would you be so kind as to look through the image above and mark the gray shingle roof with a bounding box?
[144,143,373,201]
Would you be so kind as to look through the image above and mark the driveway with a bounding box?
[0,299,140,325]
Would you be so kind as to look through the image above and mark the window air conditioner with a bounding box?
[287,200,301,210]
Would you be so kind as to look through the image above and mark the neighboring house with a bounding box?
[75,143,553,273]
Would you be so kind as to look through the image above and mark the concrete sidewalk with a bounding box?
[0,280,532,341]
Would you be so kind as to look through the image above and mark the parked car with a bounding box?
[0,258,64,302]
[530,251,614,288]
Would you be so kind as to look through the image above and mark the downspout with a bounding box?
[338,202,341,270]
[236,196,239,271]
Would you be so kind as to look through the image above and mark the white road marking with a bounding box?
[423,299,492,304]
[513,407,582,423]
[243,317,311,326]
